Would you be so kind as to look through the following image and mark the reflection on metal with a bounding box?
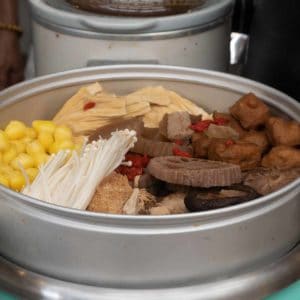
[0,244,299,300]
[230,32,249,65]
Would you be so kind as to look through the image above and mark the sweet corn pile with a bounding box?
[0,120,78,191]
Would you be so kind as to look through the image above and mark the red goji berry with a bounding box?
[172,147,192,158]
[83,101,96,111]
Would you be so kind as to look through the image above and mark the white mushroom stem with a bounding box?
[123,188,140,215]
[22,130,137,210]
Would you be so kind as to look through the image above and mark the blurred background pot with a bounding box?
[29,0,234,75]
[67,0,207,16]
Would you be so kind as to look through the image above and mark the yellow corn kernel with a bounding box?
[0,152,2,162]
[11,153,35,170]
[25,127,37,139]
[56,140,74,151]
[4,120,27,140]
[26,140,45,155]
[26,168,39,182]
[34,152,49,167]
[32,120,56,134]
[21,136,34,144]
[48,142,59,154]
[9,171,26,191]
[38,131,54,152]
[10,140,26,154]
[0,163,14,175]
[0,130,9,152]
[3,145,18,164]
[0,174,9,188]
[54,125,73,142]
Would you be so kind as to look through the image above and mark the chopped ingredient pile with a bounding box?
[0,83,299,215]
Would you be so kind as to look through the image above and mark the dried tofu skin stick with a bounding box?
[126,86,171,106]
[143,105,177,128]
[168,91,212,120]
[126,101,151,117]
[53,83,103,122]
[53,82,212,136]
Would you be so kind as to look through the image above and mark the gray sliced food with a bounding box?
[132,137,192,157]
[148,156,242,187]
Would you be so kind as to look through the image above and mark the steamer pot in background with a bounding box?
[29,0,234,76]
[0,66,299,298]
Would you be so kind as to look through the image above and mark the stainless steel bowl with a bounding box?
[0,65,299,288]
[67,0,206,16]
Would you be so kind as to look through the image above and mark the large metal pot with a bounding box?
[0,65,299,288]
[67,0,206,16]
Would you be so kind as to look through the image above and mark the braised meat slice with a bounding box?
[208,140,262,171]
[192,132,211,158]
[213,112,246,137]
[230,93,270,129]
[266,117,300,146]
[159,111,193,140]
[243,167,300,195]
[262,146,300,170]
[88,118,143,142]
[132,136,192,157]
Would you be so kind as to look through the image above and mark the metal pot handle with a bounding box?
[79,19,157,33]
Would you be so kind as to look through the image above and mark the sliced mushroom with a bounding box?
[184,184,260,212]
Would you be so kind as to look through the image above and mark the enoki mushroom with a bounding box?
[22,130,137,210]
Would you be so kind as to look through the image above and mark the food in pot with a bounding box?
[132,136,193,158]
[192,132,211,158]
[265,117,300,146]
[229,93,270,129]
[261,146,300,170]
[213,112,246,137]
[1,83,299,215]
[159,111,194,141]
[87,172,133,214]
[22,130,137,209]
[147,156,242,187]
[0,120,77,191]
[208,140,262,171]
[243,167,300,195]
[184,185,260,212]
[53,84,211,136]
[239,130,270,153]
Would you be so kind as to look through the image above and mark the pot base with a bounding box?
[1,245,299,300]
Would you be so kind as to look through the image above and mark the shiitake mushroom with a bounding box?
[184,184,260,212]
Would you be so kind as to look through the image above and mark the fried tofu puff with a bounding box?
[262,146,300,170]
[239,130,270,153]
[208,140,262,171]
[266,117,300,146]
[230,93,270,129]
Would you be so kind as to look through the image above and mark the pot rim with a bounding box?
[0,64,299,225]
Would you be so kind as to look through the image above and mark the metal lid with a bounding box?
[29,0,234,34]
